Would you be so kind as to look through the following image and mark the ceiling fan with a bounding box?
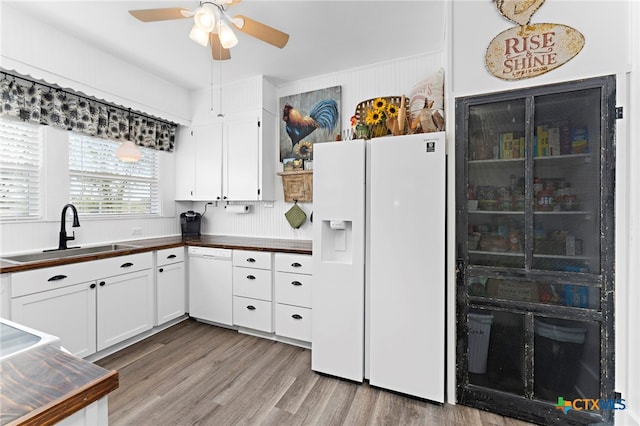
[128,0,289,61]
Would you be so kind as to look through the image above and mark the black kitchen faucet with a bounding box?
[58,203,80,250]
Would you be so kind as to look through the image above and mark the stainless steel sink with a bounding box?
[1,244,141,264]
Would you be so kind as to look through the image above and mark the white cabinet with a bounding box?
[224,111,275,201]
[232,250,273,332]
[175,123,223,201]
[175,110,275,202]
[188,247,233,326]
[274,253,312,343]
[96,268,153,351]
[10,252,153,358]
[12,280,97,358]
[156,247,186,325]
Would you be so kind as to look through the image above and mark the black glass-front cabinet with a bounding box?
[455,76,616,425]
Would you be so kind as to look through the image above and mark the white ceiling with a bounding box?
[4,0,446,91]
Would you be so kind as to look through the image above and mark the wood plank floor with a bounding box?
[96,319,535,426]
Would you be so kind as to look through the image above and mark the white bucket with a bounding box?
[468,312,493,374]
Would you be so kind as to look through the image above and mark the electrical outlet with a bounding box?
[264,202,274,208]
[131,227,143,236]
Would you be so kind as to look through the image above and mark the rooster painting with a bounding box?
[279,86,341,161]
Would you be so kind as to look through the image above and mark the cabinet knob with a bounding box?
[291,262,302,268]
[99,281,106,286]
[90,283,96,289]
[291,281,302,286]
[216,196,221,200]
[246,258,256,263]
[223,196,228,200]
[292,314,303,320]
[247,274,256,280]
[48,274,67,282]
[159,268,164,273]
[247,305,256,311]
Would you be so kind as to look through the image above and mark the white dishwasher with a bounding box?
[188,247,233,326]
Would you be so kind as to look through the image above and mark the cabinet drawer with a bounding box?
[233,250,272,270]
[12,263,95,297]
[157,247,185,266]
[275,272,312,308]
[94,252,153,277]
[275,253,312,274]
[233,267,272,301]
[233,296,272,332]
[275,304,311,342]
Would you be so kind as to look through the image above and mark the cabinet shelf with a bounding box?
[533,210,591,216]
[469,158,524,165]
[469,250,524,257]
[533,153,591,162]
[469,210,523,215]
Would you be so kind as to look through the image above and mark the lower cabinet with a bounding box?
[10,252,153,358]
[156,247,186,325]
[11,281,97,358]
[274,253,313,343]
[96,269,153,351]
[232,250,273,332]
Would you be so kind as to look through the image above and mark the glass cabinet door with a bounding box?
[467,100,526,269]
[532,89,602,276]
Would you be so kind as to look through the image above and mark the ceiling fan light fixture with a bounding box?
[231,16,245,29]
[194,4,216,32]
[189,24,210,46]
[218,21,238,49]
[116,140,143,162]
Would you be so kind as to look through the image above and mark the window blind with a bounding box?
[69,134,159,216]
[0,117,41,219]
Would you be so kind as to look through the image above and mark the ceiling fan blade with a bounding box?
[129,8,191,22]
[232,15,289,49]
[210,33,231,61]
[224,0,243,7]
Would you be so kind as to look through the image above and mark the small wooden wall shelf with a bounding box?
[277,170,313,202]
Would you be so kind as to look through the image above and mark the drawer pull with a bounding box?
[121,262,134,268]
[47,274,67,282]
[90,283,96,289]
[159,268,164,273]
[291,281,302,286]
[247,274,256,280]
[292,314,303,320]
[167,254,177,259]
[247,305,256,311]
[291,262,302,268]
[246,258,256,263]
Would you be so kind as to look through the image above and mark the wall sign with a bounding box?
[486,1,585,80]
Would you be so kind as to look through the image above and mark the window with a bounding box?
[0,116,41,219]
[69,134,159,216]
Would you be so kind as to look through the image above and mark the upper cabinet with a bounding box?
[175,123,223,201]
[175,76,276,202]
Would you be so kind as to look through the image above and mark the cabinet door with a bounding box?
[156,262,186,325]
[96,269,153,351]
[224,114,260,200]
[194,123,223,201]
[174,128,196,200]
[11,282,97,358]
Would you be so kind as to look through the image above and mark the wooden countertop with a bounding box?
[0,345,118,425]
[0,235,312,274]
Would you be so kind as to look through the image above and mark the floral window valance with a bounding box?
[0,71,177,152]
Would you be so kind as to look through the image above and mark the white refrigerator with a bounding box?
[311,132,445,403]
